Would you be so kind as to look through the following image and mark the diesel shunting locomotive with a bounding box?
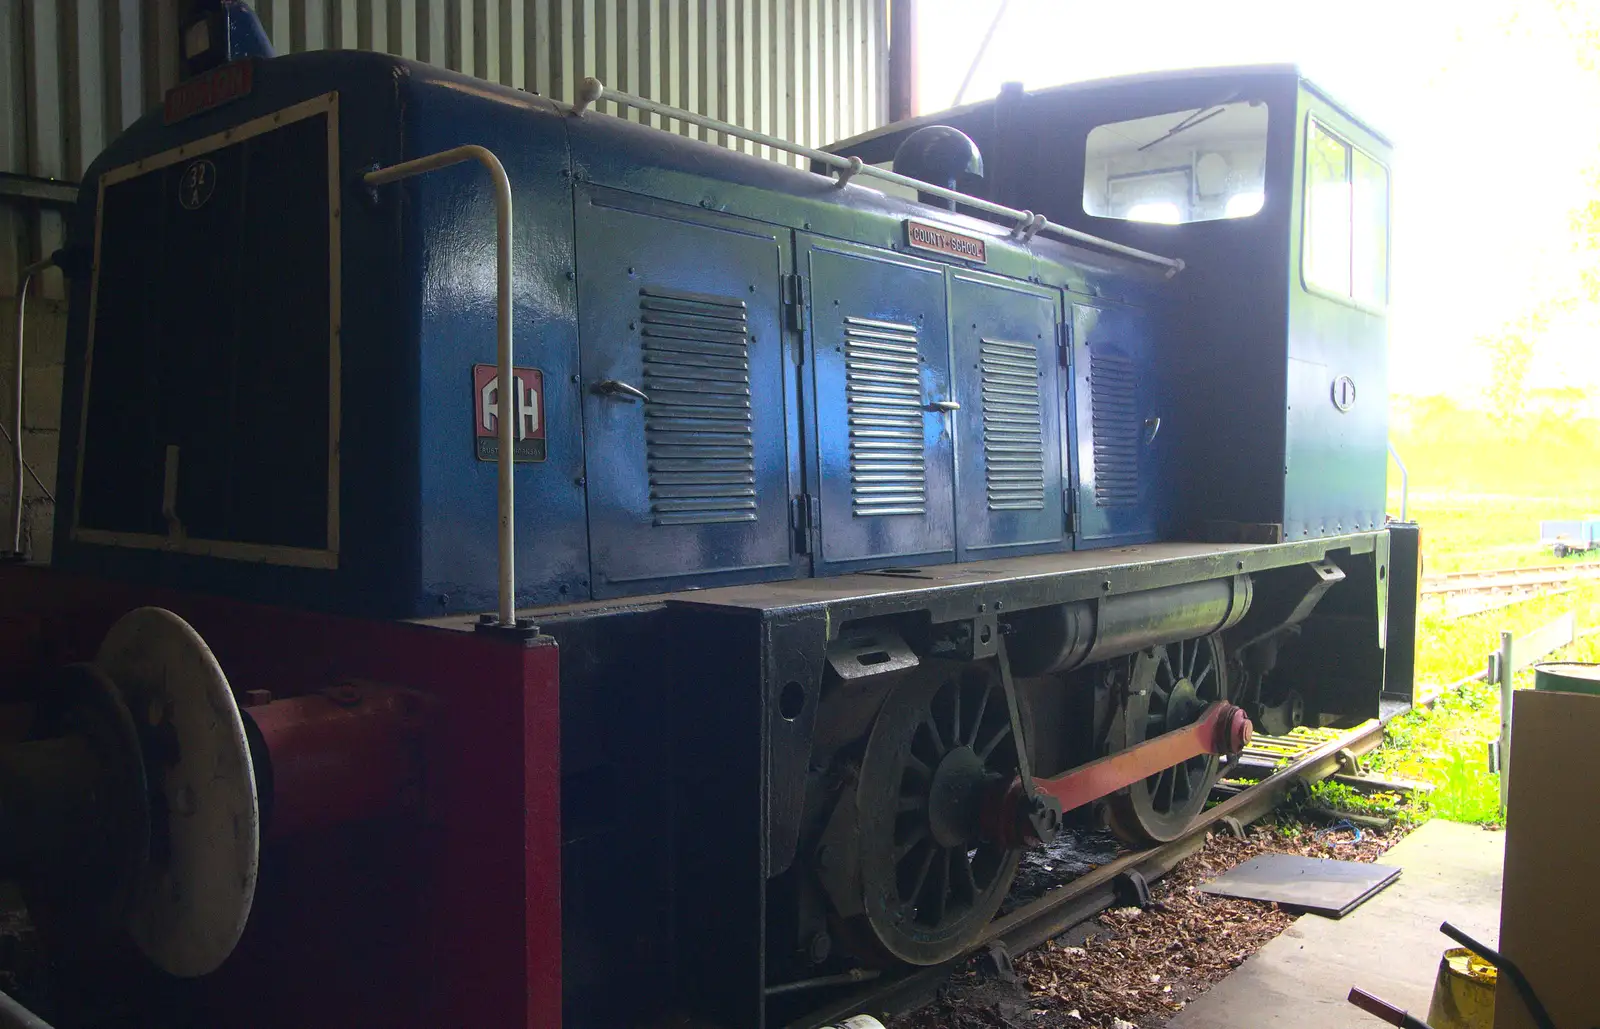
[0,6,1417,1028]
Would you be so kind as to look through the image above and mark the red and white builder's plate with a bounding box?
[473,364,546,462]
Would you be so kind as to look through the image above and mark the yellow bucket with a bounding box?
[1426,947,1497,1029]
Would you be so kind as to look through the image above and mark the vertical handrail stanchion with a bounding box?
[364,147,517,627]
[8,257,57,558]
[1387,441,1408,523]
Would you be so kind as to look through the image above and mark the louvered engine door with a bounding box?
[577,191,795,596]
[804,238,955,570]
[1072,301,1157,543]
[948,272,1065,560]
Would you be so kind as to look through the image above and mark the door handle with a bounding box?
[592,379,651,403]
[925,399,960,413]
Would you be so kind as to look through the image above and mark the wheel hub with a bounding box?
[1163,679,1206,732]
[926,746,988,849]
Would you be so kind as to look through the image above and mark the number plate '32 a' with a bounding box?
[473,364,547,462]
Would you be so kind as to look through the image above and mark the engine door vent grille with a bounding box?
[979,339,1045,511]
[639,287,756,526]
[1089,346,1139,507]
[844,316,926,516]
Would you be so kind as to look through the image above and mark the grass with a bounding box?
[1303,398,1600,827]
[1305,780,1426,826]
[1363,675,1505,826]
[1413,577,1600,689]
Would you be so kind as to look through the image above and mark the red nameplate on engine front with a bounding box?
[164,60,255,125]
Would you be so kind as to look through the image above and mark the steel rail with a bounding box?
[363,147,517,627]
[789,717,1387,1029]
[1421,563,1600,597]
[571,77,1186,277]
[1426,559,1600,583]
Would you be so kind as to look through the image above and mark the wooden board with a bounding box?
[1495,689,1600,1029]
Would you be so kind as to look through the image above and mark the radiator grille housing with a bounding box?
[1089,346,1139,507]
[979,339,1045,511]
[844,316,926,516]
[640,287,756,526]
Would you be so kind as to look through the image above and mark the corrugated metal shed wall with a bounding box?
[1,0,889,561]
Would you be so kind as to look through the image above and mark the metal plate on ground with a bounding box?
[1197,853,1400,918]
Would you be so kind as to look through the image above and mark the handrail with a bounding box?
[8,256,57,558]
[364,147,518,627]
[1387,441,1408,522]
[572,77,1185,278]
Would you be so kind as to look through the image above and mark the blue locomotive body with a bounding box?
[53,52,1183,616]
[21,34,1425,1029]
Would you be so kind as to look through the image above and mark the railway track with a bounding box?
[790,718,1387,1028]
[1422,560,1600,597]
[1421,560,1600,619]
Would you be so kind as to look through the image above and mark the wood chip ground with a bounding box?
[890,819,1411,1029]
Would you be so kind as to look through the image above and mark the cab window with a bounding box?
[1303,119,1389,307]
[1083,101,1269,224]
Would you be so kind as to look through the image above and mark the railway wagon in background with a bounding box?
[1539,518,1600,557]
[0,8,1418,1029]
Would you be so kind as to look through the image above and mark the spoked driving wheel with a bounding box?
[1104,634,1230,844]
[851,660,1023,965]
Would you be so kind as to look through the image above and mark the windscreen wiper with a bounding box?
[1137,92,1241,152]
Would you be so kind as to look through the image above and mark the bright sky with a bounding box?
[916,0,1600,399]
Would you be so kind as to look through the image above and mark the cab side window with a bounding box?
[1303,119,1388,307]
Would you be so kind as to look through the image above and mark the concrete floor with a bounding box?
[1168,820,1505,1029]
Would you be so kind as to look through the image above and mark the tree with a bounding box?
[1479,311,1544,429]
[1551,0,1600,301]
